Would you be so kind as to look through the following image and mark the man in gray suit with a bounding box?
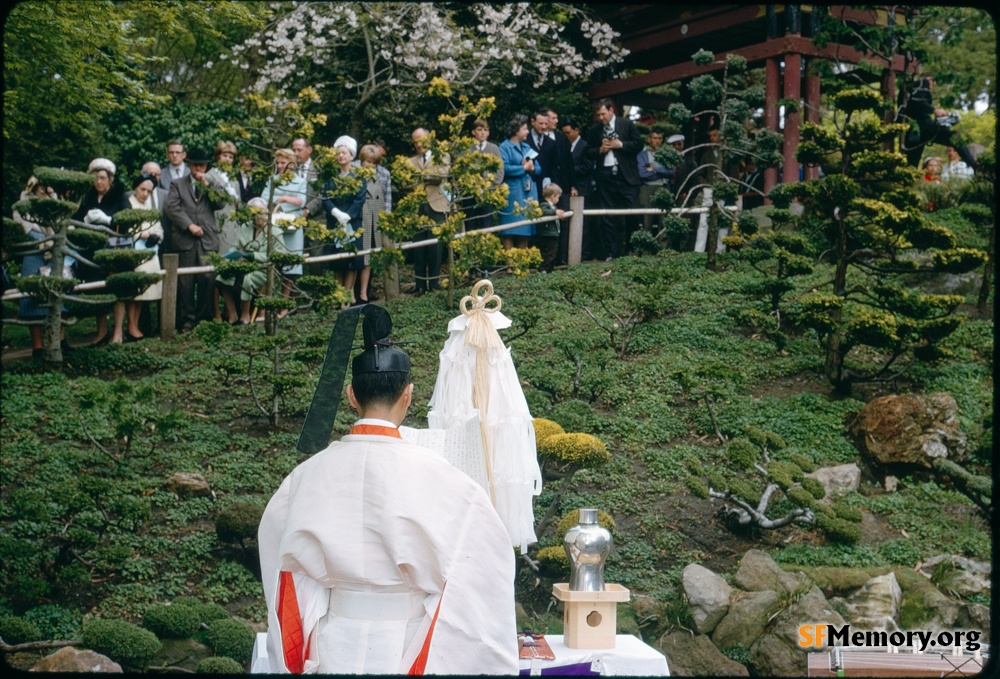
[165,149,227,332]
[159,140,190,192]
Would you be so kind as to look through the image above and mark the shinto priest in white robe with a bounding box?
[259,423,518,674]
[258,419,518,674]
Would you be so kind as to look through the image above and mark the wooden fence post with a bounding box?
[568,195,585,266]
[160,254,178,342]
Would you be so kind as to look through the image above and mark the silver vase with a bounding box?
[563,508,612,592]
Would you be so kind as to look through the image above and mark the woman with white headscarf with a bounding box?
[321,135,366,307]
[72,158,127,345]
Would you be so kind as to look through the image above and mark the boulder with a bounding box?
[164,472,213,498]
[840,572,902,631]
[681,564,732,634]
[31,647,122,673]
[150,638,212,673]
[918,270,981,297]
[895,568,962,632]
[804,464,860,499]
[631,594,661,625]
[917,555,991,597]
[749,585,845,677]
[712,589,782,650]
[848,393,967,468]
[734,550,810,596]
[956,603,991,640]
[655,631,749,676]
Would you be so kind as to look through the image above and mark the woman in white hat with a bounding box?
[72,158,127,345]
[321,135,366,307]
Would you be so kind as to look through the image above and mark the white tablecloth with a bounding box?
[520,634,670,676]
[253,631,670,675]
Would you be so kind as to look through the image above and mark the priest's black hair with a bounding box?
[351,369,411,410]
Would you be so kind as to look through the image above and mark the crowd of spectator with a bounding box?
[5,88,984,354]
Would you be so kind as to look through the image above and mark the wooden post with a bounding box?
[568,195,584,266]
[763,56,781,201]
[160,253,178,342]
[782,51,802,184]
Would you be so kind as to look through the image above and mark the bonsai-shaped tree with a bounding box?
[653,49,784,269]
[685,426,862,543]
[381,78,539,308]
[776,87,988,393]
[530,419,611,540]
[5,167,159,363]
[954,150,994,315]
[724,205,816,349]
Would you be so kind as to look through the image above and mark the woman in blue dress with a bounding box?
[498,114,543,250]
[322,135,366,308]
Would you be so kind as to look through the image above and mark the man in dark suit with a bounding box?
[526,108,558,191]
[586,98,643,260]
[165,148,228,332]
[544,108,575,265]
[561,118,595,259]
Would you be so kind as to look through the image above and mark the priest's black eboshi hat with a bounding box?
[296,304,409,455]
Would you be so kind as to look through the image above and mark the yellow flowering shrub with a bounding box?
[532,418,566,445]
[537,433,610,468]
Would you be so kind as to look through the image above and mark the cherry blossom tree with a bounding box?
[226,2,628,137]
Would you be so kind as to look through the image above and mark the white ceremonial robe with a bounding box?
[428,308,542,552]
[258,421,519,675]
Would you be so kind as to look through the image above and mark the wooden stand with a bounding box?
[552,583,630,649]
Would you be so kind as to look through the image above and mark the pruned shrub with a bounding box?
[171,597,231,624]
[216,502,264,548]
[0,615,41,644]
[536,545,570,578]
[81,618,161,670]
[537,433,609,468]
[197,656,245,674]
[141,603,201,639]
[532,418,566,445]
[205,618,255,665]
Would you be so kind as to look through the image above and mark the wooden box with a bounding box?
[552,583,630,649]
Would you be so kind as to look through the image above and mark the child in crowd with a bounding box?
[538,183,565,273]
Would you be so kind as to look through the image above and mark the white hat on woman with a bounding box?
[88,158,117,176]
[333,135,358,160]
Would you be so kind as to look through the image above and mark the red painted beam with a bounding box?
[592,36,916,100]
[620,5,766,53]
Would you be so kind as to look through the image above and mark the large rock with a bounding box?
[804,464,861,499]
[655,631,749,676]
[917,555,991,597]
[150,638,212,672]
[956,603,991,640]
[896,568,962,632]
[712,590,782,650]
[839,572,902,631]
[749,585,845,677]
[848,393,967,468]
[682,564,732,634]
[31,647,122,673]
[734,550,810,596]
[164,472,213,498]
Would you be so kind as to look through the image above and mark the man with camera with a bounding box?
[903,77,976,172]
[585,98,643,261]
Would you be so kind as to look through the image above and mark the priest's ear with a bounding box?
[346,384,361,413]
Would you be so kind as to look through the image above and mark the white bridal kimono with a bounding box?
[427,282,542,552]
[258,419,518,675]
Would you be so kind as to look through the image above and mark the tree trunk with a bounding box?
[825,216,851,393]
[43,232,68,363]
[706,203,719,271]
[977,224,994,316]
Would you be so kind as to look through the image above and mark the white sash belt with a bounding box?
[329,588,426,621]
